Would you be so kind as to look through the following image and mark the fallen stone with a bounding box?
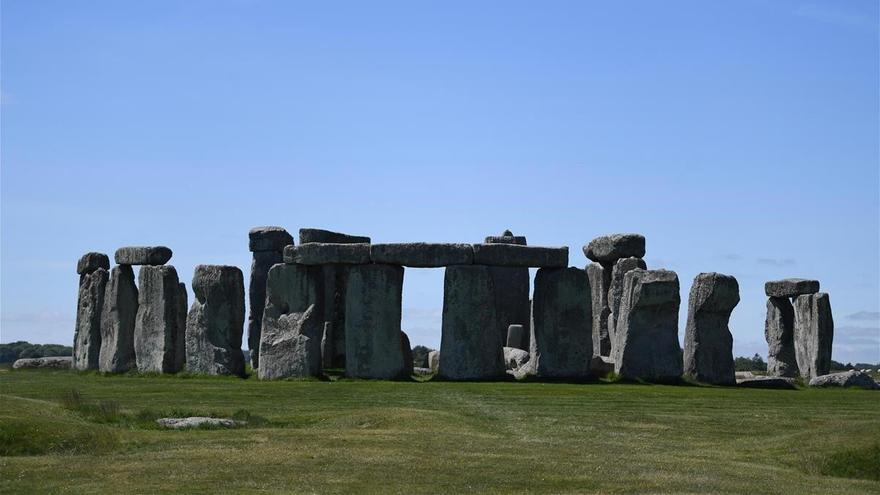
[764,278,820,298]
[99,265,138,373]
[12,356,72,369]
[134,265,184,373]
[503,346,530,370]
[413,367,433,376]
[736,376,797,389]
[683,273,739,385]
[809,371,878,389]
[114,246,173,266]
[735,371,756,379]
[793,293,834,379]
[321,322,334,369]
[765,297,798,377]
[613,269,682,382]
[401,331,414,377]
[485,229,527,246]
[73,268,108,371]
[247,251,283,369]
[583,234,646,263]
[427,350,440,373]
[76,252,110,275]
[156,417,244,429]
[607,257,647,350]
[370,243,474,267]
[472,244,568,268]
[185,265,246,377]
[320,264,351,369]
[506,324,525,350]
[589,355,615,377]
[530,267,593,379]
[299,228,370,245]
[283,243,371,265]
[248,226,293,252]
[344,264,406,379]
[586,262,612,357]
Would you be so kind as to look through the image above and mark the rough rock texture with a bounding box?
[175,283,188,372]
[248,251,283,369]
[503,347,530,370]
[185,265,246,376]
[248,226,293,253]
[370,243,474,267]
[765,297,798,377]
[73,268,108,371]
[99,265,138,373]
[613,269,683,382]
[683,273,739,385]
[484,231,531,353]
[344,264,406,379]
[258,263,324,379]
[587,262,612,357]
[793,293,834,379]
[472,244,568,268]
[114,246,173,266]
[428,350,440,373]
[299,228,370,245]
[284,243,371,265]
[583,234,646,262]
[156,417,244,429]
[134,265,184,373]
[413,367,433,376]
[485,229,527,245]
[321,322,334,369]
[530,267,593,379]
[809,371,878,389]
[736,376,797,389]
[13,356,72,369]
[439,265,505,380]
[506,324,526,350]
[764,278,820,298]
[77,252,110,275]
[607,257,647,350]
[401,331,414,377]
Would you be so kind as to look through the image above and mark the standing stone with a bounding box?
[401,331,414,378]
[185,265,245,376]
[134,265,184,373]
[683,273,739,385]
[247,226,292,369]
[506,324,525,350]
[427,350,440,373]
[485,231,531,353]
[77,252,110,275]
[73,265,109,371]
[793,293,834,379]
[175,283,187,372]
[607,257,647,351]
[613,269,682,382]
[99,265,138,373]
[439,265,505,380]
[530,267,593,379]
[344,264,406,379]
[765,297,797,377]
[321,322,334,369]
[586,262,612,357]
[258,263,324,379]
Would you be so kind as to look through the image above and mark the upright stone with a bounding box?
[439,265,505,380]
[530,267,593,379]
[401,331,414,378]
[428,350,440,373]
[99,265,138,373]
[175,283,187,372]
[607,257,647,351]
[247,226,292,369]
[506,324,525,350]
[765,297,797,377]
[258,263,324,379]
[793,293,834,379]
[683,273,739,385]
[185,265,246,376]
[613,269,682,382]
[73,256,109,371]
[344,264,406,379]
[77,252,110,275]
[586,262,612,357]
[485,230,531,353]
[321,322,334,369]
[134,265,184,373]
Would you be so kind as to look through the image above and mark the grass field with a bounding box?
[1,369,878,494]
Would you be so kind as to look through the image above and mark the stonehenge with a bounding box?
[135,265,185,373]
[344,264,406,379]
[73,253,109,370]
[99,265,138,373]
[793,292,833,379]
[683,273,739,385]
[765,297,797,377]
[486,231,531,353]
[506,324,526,350]
[248,226,292,369]
[530,267,593,379]
[185,265,246,376]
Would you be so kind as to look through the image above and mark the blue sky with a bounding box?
[2,0,878,363]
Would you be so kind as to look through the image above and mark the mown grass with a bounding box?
[0,369,878,494]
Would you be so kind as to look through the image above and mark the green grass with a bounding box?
[1,369,879,494]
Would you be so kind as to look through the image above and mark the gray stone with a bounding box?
[299,228,370,245]
[247,251,282,369]
[185,265,245,376]
[589,355,615,377]
[506,324,526,350]
[439,265,505,380]
[809,371,878,389]
[258,263,324,379]
[793,293,834,379]
[114,246,173,266]
[764,278,820,298]
[503,346,530,370]
[370,243,474,267]
[485,229,527,246]
[472,244,568,268]
[583,234,645,263]
[735,371,756,379]
[73,268,108,371]
[156,417,244,429]
[175,283,188,373]
[344,264,406,379]
[736,376,797,389]
[401,331,414,377]
[321,322,334,369]
[683,273,739,385]
[613,269,683,382]
[76,252,110,275]
[765,297,797,377]
[586,262,612,357]
[530,267,593,379]
[283,243,371,265]
[427,350,440,373]
[134,265,184,373]
[248,226,293,252]
[99,265,138,373]
[607,257,647,352]
[485,231,531,353]
[13,356,72,369]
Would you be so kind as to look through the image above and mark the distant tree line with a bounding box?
[734,354,767,372]
[411,345,435,368]
[0,341,72,363]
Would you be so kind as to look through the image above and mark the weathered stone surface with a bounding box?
[284,243,371,265]
[413,367,433,376]
[613,269,683,382]
[485,229,527,246]
[258,263,324,379]
[439,265,505,380]
[247,251,282,369]
[114,246,173,266]
[607,257,647,350]
[736,376,797,389]
[248,226,293,252]
[530,267,593,379]
[401,331,414,377]
[13,356,72,369]
[589,355,615,377]
[485,233,531,351]
[175,283,187,372]
[793,293,834,379]
[586,262,612,357]
[344,264,406,379]
[99,265,138,373]
[321,322,334,369]
[185,265,245,377]
[320,264,350,368]
[370,243,474,267]
[809,371,878,389]
[156,417,244,429]
[77,252,110,275]
[765,297,797,377]
[583,234,646,262]
[503,347,530,370]
[134,265,184,373]
[764,278,820,298]
[428,350,440,373]
[299,228,370,245]
[472,244,568,268]
[683,273,739,385]
[73,268,108,371]
[506,324,526,350]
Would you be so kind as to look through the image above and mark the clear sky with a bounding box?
[2,0,878,363]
